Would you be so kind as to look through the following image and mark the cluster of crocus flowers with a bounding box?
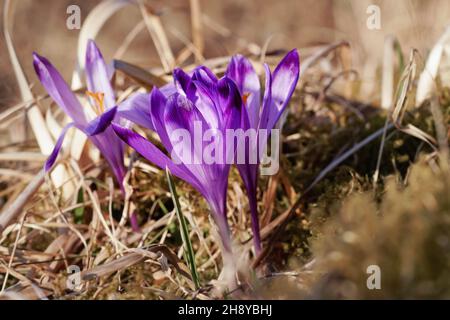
[35,40,299,286]
[112,70,244,267]
[111,51,299,275]
[33,40,151,190]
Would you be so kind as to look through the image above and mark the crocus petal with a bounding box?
[235,64,270,254]
[263,49,300,131]
[84,106,118,136]
[89,128,126,185]
[217,77,245,169]
[237,163,261,253]
[226,55,261,129]
[192,66,217,85]
[116,92,154,130]
[106,61,115,81]
[234,83,261,252]
[173,68,196,101]
[163,93,209,154]
[191,66,218,100]
[44,123,75,172]
[164,93,233,205]
[217,77,243,131]
[159,81,177,97]
[112,123,204,194]
[163,94,211,178]
[191,80,221,129]
[149,88,174,152]
[33,53,87,126]
[257,64,273,132]
[85,40,115,109]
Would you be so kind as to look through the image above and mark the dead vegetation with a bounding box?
[0,0,449,299]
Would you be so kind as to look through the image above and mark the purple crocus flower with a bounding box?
[226,49,300,254]
[33,40,151,188]
[111,67,243,273]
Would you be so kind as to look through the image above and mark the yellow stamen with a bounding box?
[242,92,250,105]
[86,91,105,115]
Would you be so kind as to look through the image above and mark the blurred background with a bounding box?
[2,0,450,111]
[1,0,449,300]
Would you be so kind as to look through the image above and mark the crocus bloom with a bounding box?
[111,67,243,279]
[226,49,300,253]
[33,40,151,188]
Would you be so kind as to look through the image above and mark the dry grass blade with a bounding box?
[0,152,46,162]
[138,1,175,73]
[261,174,279,228]
[72,0,132,87]
[113,20,146,59]
[190,0,204,62]
[429,96,449,156]
[1,213,26,293]
[80,244,192,284]
[113,59,167,87]
[0,169,34,180]
[375,36,402,183]
[2,1,449,301]
[300,40,350,78]
[392,50,438,149]
[3,0,55,156]
[416,26,450,106]
[45,108,63,141]
[169,27,205,63]
[372,118,390,185]
[0,170,44,233]
[81,252,146,280]
[0,283,50,300]
[381,35,396,110]
[3,0,72,193]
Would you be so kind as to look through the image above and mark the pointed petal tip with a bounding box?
[289,47,299,56]
[230,53,249,64]
[230,53,245,63]
[32,52,48,75]
[85,39,103,63]
[173,67,193,83]
[150,86,161,95]
[32,52,58,86]
[283,48,300,69]
[286,48,299,61]
[261,48,300,131]
[85,106,117,136]
[192,65,217,84]
[43,123,75,173]
[32,51,41,61]
[150,86,164,100]
[272,48,300,88]
[218,76,241,98]
[43,160,53,173]
[173,67,184,76]
[32,52,42,74]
